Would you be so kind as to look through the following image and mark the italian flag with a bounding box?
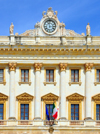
[52,103,58,119]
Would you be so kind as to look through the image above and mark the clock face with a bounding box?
[44,20,56,33]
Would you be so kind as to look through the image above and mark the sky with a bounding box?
[0,0,100,36]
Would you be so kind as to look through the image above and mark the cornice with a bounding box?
[0,45,100,55]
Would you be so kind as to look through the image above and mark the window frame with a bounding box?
[94,68,100,86]
[43,67,57,86]
[71,69,79,82]
[46,104,54,120]
[18,67,31,86]
[93,100,100,120]
[0,67,6,85]
[21,69,29,82]
[71,104,79,120]
[69,67,82,86]
[46,69,54,82]
[96,104,100,120]
[20,104,29,120]
[68,100,82,120]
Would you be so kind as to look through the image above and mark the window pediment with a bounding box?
[41,93,58,101]
[16,92,33,101]
[0,92,8,101]
[92,93,100,101]
[66,93,84,101]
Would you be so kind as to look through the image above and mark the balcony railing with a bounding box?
[0,120,99,126]
[0,120,7,125]
[44,120,58,125]
[69,120,84,126]
[18,120,33,125]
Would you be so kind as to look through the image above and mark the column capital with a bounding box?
[85,63,93,72]
[34,63,42,71]
[59,63,67,71]
[9,62,17,71]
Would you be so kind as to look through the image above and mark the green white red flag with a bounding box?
[52,103,58,119]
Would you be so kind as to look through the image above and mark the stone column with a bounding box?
[59,63,67,120]
[34,63,42,120]
[85,63,93,120]
[9,62,17,119]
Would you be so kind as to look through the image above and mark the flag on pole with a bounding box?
[52,103,58,119]
[46,105,50,120]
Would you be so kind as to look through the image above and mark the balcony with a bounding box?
[0,120,99,127]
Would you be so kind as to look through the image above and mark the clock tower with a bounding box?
[34,7,66,36]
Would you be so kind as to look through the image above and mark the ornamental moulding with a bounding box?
[9,62,17,71]
[0,92,8,101]
[59,63,67,71]
[0,47,100,53]
[41,93,58,101]
[85,63,93,71]
[16,92,33,101]
[34,63,42,71]
[92,93,100,101]
[66,93,84,101]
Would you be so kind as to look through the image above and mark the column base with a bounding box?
[7,118,17,126]
[59,117,67,121]
[34,117,42,121]
[84,117,93,121]
[84,117,95,126]
[8,117,16,120]
[58,118,68,126]
[33,118,43,126]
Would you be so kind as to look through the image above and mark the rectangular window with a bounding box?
[71,104,79,120]
[96,104,100,120]
[21,69,29,82]
[46,104,54,120]
[71,70,79,82]
[21,104,29,120]
[46,70,54,82]
[0,69,3,82]
[0,104,3,120]
[97,70,100,82]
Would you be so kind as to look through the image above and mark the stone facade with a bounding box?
[0,7,100,133]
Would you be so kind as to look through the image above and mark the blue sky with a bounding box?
[0,0,100,36]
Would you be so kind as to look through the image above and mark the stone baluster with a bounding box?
[85,63,93,120]
[59,63,67,120]
[9,62,17,119]
[34,63,42,120]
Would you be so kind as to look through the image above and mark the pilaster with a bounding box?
[85,63,93,120]
[59,63,67,121]
[34,63,42,121]
[9,62,17,120]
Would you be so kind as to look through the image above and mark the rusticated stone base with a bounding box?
[0,131,100,134]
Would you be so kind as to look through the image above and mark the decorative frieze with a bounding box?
[85,63,93,71]
[9,62,17,71]
[34,63,42,71]
[59,63,67,71]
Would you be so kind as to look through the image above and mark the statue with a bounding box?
[60,22,65,36]
[10,23,14,35]
[35,22,40,36]
[86,23,90,36]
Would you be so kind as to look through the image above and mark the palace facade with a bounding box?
[0,7,100,134]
